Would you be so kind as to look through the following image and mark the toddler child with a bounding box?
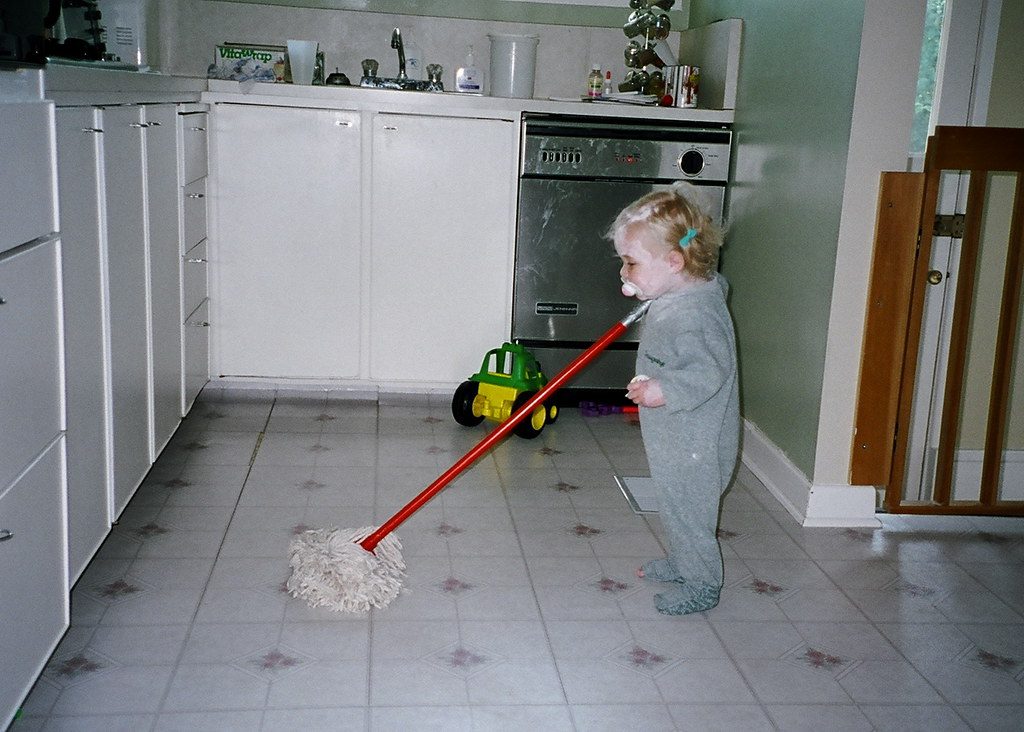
[610,182,740,615]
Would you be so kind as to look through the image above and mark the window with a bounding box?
[910,0,947,153]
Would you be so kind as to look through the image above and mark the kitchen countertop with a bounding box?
[39,65,734,125]
[204,78,735,124]
[44,65,206,105]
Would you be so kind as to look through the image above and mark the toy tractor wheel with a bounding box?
[546,402,559,424]
[452,380,485,426]
[512,391,546,439]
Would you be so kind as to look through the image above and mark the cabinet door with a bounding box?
[212,104,361,379]
[101,105,153,517]
[144,104,184,453]
[370,114,516,382]
[184,298,210,409]
[179,110,208,186]
[0,99,57,251]
[55,106,114,581]
[0,440,69,731]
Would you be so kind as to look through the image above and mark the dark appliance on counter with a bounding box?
[49,0,105,61]
[512,113,732,397]
[0,0,60,67]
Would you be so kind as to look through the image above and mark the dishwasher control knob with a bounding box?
[678,149,705,176]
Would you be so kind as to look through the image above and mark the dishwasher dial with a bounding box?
[678,149,705,176]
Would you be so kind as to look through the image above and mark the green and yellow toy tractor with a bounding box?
[451,342,559,439]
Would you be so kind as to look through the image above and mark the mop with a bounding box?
[286,300,651,613]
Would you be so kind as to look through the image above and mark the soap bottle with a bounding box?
[603,70,613,97]
[455,45,481,93]
[587,64,603,98]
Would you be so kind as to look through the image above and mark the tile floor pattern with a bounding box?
[13,391,1024,731]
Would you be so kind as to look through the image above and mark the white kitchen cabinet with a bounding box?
[55,99,207,582]
[55,106,113,582]
[178,107,210,412]
[0,441,69,730]
[183,239,208,318]
[369,113,516,382]
[0,101,62,495]
[0,77,68,729]
[211,103,361,379]
[184,297,211,404]
[144,104,187,452]
[0,240,66,492]
[0,236,65,498]
[0,95,57,253]
[101,104,154,517]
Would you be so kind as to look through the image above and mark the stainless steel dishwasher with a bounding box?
[512,114,732,393]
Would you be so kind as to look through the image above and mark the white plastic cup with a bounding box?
[487,33,539,98]
[287,40,317,84]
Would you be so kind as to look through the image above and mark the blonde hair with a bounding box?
[607,182,724,280]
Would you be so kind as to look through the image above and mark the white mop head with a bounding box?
[286,526,406,613]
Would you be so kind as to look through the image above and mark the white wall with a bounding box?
[813,0,926,494]
[155,0,671,100]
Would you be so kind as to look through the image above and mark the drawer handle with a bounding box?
[186,257,207,263]
[81,127,103,134]
[149,121,162,126]
[190,126,206,132]
[335,120,352,127]
[0,529,12,542]
[187,193,205,199]
[382,125,398,131]
[129,122,149,128]
[187,320,210,327]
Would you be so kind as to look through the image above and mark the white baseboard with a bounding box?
[740,419,809,523]
[803,484,881,527]
[741,419,880,527]
[203,376,457,401]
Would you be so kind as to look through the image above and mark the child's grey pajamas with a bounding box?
[636,274,740,614]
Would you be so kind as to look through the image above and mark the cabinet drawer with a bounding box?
[0,441,69,727]
[182,177,207,249]
[179,112,208,185]
[0,239,64,490]
[183,298,210,412]
[182,239,208,319]
[0,101,57,252]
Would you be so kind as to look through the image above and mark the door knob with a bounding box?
[927,269,944,285]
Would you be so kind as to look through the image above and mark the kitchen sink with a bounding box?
[360,76,444,92]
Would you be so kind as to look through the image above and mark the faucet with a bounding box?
[390,27,407,79]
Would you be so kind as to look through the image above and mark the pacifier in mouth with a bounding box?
[621,278,644,298]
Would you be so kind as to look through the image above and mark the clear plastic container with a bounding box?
[487,33,538,98]
[587,64,602,98]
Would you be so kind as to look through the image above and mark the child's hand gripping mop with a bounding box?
[286,300,651,612]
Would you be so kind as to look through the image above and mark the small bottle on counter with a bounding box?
[455,45,481,93]
[603,70,613,97]
[587,64,603,98]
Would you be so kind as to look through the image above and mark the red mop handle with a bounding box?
[361,300,650,552]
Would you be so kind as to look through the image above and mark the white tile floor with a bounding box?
[14,390,1024,731]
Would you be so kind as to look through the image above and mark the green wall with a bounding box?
[690,0,866,477]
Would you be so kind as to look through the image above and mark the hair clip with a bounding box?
[678,228,698,248]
